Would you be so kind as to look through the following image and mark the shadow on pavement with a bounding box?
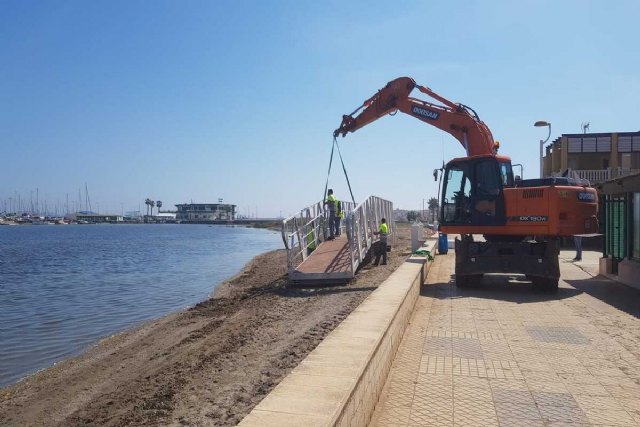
[565,276,640,319]
[421,274,583,304]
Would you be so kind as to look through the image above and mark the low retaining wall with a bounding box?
[239,241,436,427]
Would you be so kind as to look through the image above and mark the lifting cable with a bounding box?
[323,137,356,206]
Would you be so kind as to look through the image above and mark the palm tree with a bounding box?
[144,198,152,216]
[428,197,439,222]
[150,200,155,216]
[156,200,162,213]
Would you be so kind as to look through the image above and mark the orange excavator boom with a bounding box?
[334,77,496,157]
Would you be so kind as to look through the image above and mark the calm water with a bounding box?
[0,224,282,388]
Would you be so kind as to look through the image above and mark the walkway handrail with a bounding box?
[346,195,394,272]
[281,195,393,279]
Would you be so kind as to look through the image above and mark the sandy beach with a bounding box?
[0,225,416,426]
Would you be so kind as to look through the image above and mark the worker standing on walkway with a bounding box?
[373,218,389,265]
[324,189,337,240]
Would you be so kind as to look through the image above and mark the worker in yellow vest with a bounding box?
[373,218,389,265]
[324,189,337,240]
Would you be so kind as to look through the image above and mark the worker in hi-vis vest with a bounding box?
[324,189,337,240]
[373,218,389,265]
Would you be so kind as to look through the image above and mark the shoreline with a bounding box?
[0,225,414,426]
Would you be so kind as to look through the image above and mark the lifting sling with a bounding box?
[323,137,356,205]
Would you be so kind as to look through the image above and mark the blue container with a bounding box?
[438,233,448,254]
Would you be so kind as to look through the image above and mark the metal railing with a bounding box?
[558,167,640,185]
[345,195,394,272]
[281,195,393,278]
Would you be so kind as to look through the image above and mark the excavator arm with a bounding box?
[334,77,496,157]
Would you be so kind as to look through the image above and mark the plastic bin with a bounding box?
[438,233,448,254]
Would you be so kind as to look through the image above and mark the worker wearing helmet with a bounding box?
[324,189,337,240]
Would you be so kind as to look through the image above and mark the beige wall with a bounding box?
[539,133,639,177]
[567,153,610,170]
[611,133,619,169]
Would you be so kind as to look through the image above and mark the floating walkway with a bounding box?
[281,195,393,284]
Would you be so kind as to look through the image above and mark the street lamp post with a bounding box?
[534,121,551,178]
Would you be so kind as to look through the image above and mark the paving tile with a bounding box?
[453,385,493,401]
[619,396,640,414]
[408,398,453,426]
[573,394,626,412]
[374,399,412,425]
[538,403,590,424]
[517,361,552,372]
[494,401,542,421]
[564,381,611,396]
[598,375,640,388]
[526,380,569,393]
[453,375,491,389]
[414,377,453,400]
[531,391,579,408]
[451,337,484,359]
[491,388,535,405]
[557,372,601,385]
[453,399,498,426]
[589,366,628,377]
[488,378,529,391]
[424,336,452,357]
[523,370,562,383]
[498,419,544,427]
[582,408,637,426]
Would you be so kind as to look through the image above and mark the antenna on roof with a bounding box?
[581,122,590,134]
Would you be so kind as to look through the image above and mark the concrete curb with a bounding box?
[239,240,437,427]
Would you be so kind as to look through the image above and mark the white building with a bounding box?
[175,203,236,222]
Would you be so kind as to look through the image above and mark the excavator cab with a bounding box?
[441,156,512,227]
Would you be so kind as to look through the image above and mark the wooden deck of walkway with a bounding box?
[290,235,353,284]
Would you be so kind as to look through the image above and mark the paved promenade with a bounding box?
[371,249,640,426]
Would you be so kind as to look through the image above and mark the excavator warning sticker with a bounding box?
[508,216,549,222]
[411,106,440,120]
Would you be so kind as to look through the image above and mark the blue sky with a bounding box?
[2,1,638,218]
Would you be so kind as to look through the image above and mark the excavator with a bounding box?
[334,77,598,290]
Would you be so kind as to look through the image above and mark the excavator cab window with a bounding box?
[499,161,515,187]
[472,160,505,225]
[441,158,506,226]
[441,164,472,224]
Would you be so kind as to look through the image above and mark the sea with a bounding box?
[0,224,283,388]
